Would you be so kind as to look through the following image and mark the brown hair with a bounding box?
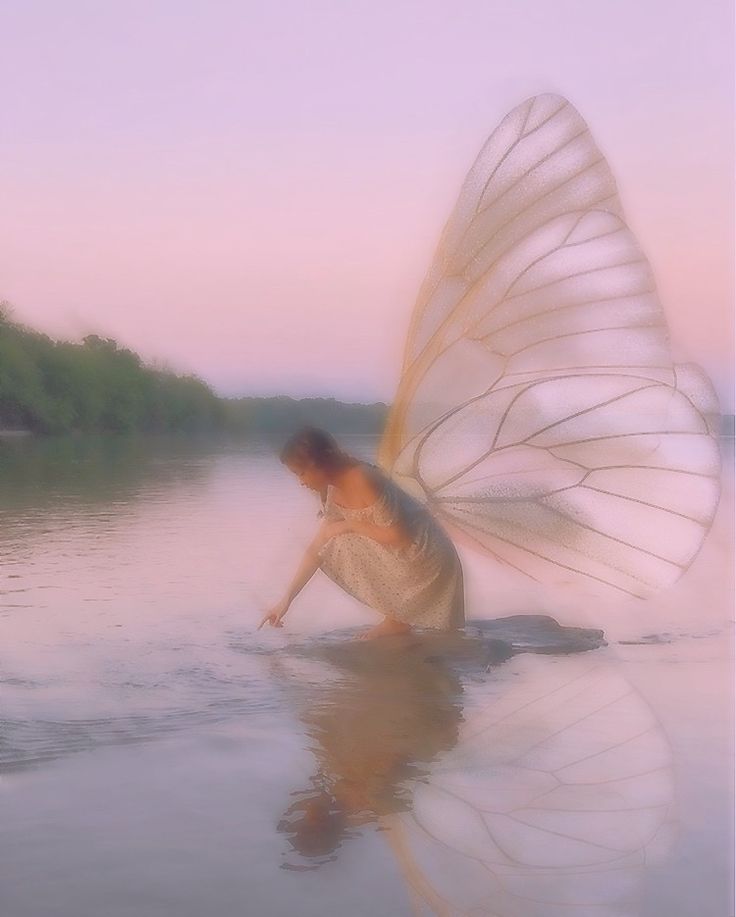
[279,426,352,471]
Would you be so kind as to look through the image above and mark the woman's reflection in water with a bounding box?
[264,629,674,916]
[270,636,466,869]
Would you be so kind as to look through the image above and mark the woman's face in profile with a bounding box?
[286,457,327,492]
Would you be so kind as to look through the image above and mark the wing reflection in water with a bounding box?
[383,656,675,917]
[268,629,674,915]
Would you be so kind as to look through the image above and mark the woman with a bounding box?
[258,426,465,639]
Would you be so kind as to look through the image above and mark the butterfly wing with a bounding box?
[377,92,721,598]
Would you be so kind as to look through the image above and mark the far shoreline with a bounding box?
[2,417,735,440]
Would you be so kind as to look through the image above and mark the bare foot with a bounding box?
[355,618,412,641]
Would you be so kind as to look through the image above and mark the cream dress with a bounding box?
[316,462,465,631]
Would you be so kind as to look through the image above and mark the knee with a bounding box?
[315,531,358,553]
[308,532,344,558]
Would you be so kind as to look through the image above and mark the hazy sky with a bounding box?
[1,0,733,409]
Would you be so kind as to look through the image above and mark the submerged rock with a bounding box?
[252,613,607,677]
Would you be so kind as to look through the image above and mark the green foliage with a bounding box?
[221,395,387,434]
[0,304,388,437]
[0,313,224,435]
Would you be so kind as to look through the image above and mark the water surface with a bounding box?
[1,433,733,916]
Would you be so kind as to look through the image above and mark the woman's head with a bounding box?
[279,426,351,491]
[277,788,349,864]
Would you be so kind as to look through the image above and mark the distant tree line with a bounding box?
[0,305,225,434]
[0,304,389,436]
[220,395,388,434]
[2,304,732,439]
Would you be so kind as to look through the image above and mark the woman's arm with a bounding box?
[282,539,323,605]
[258,531,328,628]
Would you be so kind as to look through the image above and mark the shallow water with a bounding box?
[0,433,733,916]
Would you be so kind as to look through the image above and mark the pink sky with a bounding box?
[1,0,733,409]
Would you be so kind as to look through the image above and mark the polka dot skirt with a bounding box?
[316,463,465,630]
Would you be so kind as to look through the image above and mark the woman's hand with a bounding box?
[258,597,291,630]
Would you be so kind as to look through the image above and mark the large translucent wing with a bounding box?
[377,92,721,598]
[380,656,675,917]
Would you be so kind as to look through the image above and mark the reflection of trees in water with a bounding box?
[272,637,674,915]
[0,433,243,515]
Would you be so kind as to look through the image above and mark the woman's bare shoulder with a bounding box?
[345,462,384,501]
